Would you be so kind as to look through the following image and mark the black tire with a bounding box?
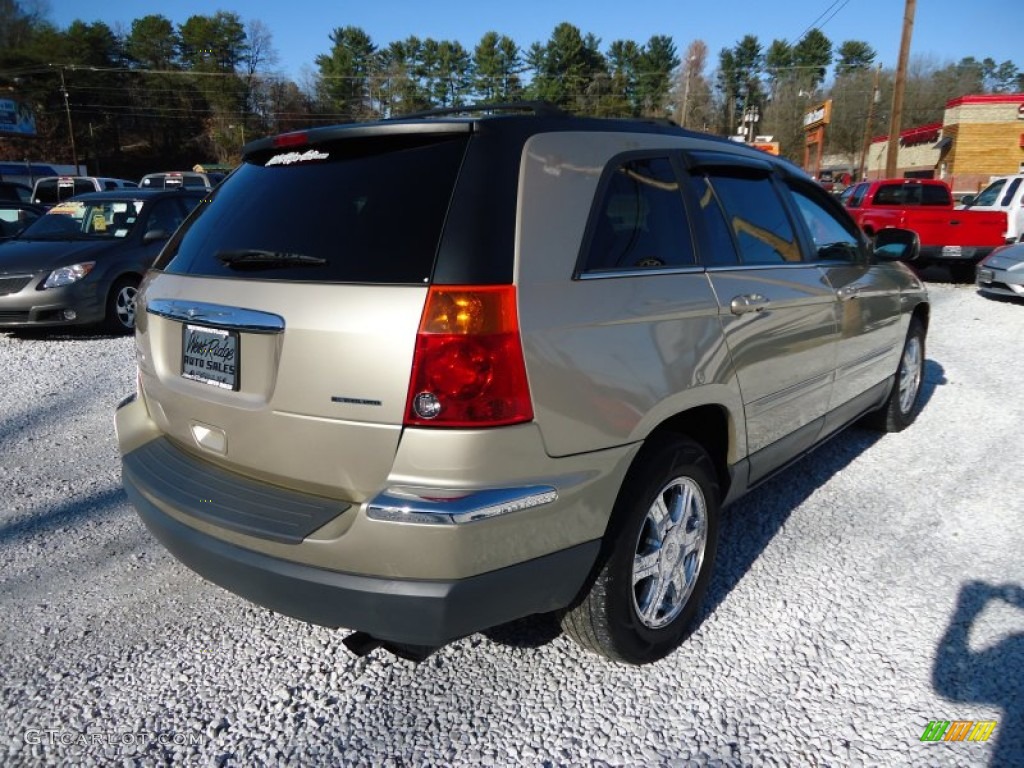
[102,277,140,334]
[863,317,926,432]
[561,435,719,664]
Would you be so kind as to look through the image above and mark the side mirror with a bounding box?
[143,228,169,244]
[959,194,975,207]
[874,228,920,263]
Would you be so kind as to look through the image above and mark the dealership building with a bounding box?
[861,93,1024,195]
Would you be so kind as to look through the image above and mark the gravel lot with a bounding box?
[1,279,1021,767]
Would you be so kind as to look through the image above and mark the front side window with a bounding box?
[582,156,694,273]
[788,184,862,262]
[848,183,869,208]
[973,179,1006,207]
[706,172,801,264]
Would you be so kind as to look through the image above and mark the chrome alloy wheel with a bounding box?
[898,335,923,415]
[631,476,708,629]
[115,284,138,329]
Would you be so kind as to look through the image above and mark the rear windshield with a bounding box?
[155,135,468,283]
[34,178,95,205]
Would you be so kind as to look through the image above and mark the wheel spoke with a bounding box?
[632,551,660,587]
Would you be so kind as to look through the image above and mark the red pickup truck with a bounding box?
[840,178,1006,279]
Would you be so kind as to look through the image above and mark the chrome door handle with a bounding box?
[730,294,769,315]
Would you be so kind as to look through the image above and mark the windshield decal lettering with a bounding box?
[266,149,329,167]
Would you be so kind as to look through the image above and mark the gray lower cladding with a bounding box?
[122,436,349,544]
[124,477,601,646]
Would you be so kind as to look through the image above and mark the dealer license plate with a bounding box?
[181,324,239,390]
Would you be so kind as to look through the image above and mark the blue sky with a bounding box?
[48,0,1019,82]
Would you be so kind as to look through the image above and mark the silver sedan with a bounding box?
[977,243,1024,299]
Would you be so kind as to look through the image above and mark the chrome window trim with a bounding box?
[577,266,705,280]
[146,298,285,334]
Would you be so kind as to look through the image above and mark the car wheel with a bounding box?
[864,317,925,432]
[103,277,140,334]
[561,435,719,664]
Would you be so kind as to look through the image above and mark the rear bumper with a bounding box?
[918,245,997,264]
[127,476,599,645]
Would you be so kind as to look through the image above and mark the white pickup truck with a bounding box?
[960,174,1024,243]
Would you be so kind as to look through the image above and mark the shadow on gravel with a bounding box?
[0,486,127,546]
[932,580,1024,766]
[919,358,947,413]
[3,327,127,342]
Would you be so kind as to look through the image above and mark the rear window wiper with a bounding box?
[216,249,327,269]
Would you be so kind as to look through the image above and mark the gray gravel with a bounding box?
[1,280,1022,767]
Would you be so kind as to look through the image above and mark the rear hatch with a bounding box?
[138,126,471,500]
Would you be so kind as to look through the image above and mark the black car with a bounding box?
[0,189,203,333]
[0,201,45,240]
[0,180,34,202]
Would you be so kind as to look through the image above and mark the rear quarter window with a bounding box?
[155,135,468,284]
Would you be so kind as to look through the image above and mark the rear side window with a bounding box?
[874,184,910,205]
[156,135,468,283]
[920,185,951,206]
[705,172,801,264]
[582,156,695,273]
[1001,177,1021,206]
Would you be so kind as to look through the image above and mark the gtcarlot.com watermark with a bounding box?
[25,728,203,748]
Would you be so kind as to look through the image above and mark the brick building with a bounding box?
[862,93,1024,195]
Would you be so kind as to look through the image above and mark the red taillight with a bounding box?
[405,285,533,428]
[273,131,308,148]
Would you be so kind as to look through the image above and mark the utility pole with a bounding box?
[859,65,882,182]
[885,0,916,177]
[59,68,79,173]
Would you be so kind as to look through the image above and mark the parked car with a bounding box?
[0,189,203,333]
[976,242,1024,299]
[842,178,1006,280]
[115,104,929,665]
[0,201,45,240]
[959,173,1024,244]
[0,180,33,202]
[140,171,224,190]
[31,176,137,207]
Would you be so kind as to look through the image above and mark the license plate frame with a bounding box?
[181,323,239,390]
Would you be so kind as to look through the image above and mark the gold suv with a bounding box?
[116,105,928,664]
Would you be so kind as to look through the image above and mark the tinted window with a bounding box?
[582,156,694,272]
[156,135,468,283]
[874,184,910,205]
[706,172,801,264]
[686,174,740,267]
[1000,177,1021,206]
[34,179,95,205]
[920,185,951,206]
[973,179,1006,207]
[788,184,862,262]
[145,199,188,235]
[848,183,869,208]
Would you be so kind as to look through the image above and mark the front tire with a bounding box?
[864,317,925,432]
[102,277,139,334]
[561,435,719,664]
